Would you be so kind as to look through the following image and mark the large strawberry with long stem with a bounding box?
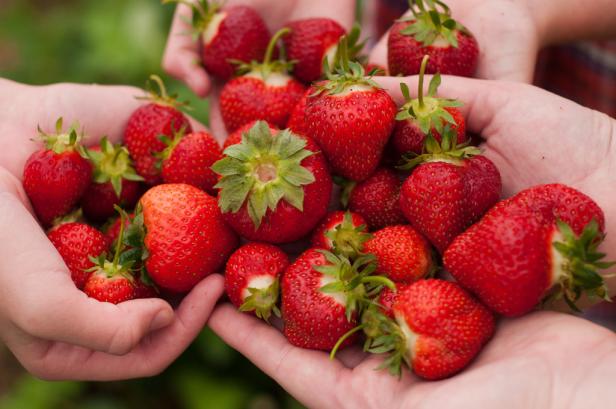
[444,184,614,317]
[399,130,501,253]
[212,121,332,243]
[23,118,92,226]
[310,211,371,259]
[388,0,479,77]
[124,75,192,185]
[304,35,397,181]
[220,28,306,133]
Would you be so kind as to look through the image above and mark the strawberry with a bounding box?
[364,225,433,283]
[159,129,222,195]
[83,252,136,304]
[124,75,192,185]
[310,211,370,258]
[212,121,332,243]
[392,55,466,157]
[387,0,479,77]
[286,88,313,136]
[378,283,411,319]
[444,184,613,317]
[48,222,110,289]
[224,242,289,321]
[135,183,238,293]
[81,137,144,222]
[346,168,406,230]
[133,276,158,299]
[399,131,501,253]
[104,212,134,245]
[23,118,92,226]
[304,35,397,181]
[223,120,278,149]
[364,63,387,76]
[220,29,306,133]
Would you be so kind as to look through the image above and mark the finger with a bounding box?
[209,303,351,409]
[208,85,228,144]
[368,30,389,67]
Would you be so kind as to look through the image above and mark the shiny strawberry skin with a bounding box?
[282,18,346,83]
[348,168,406,230]
[364,225,432,283]
[286,88,312,135]
[202,5,270,80]
[81,179,142,223]
[378,283,410,319]
[399,155,501,253]
[84,272,135,304]
[220,76,306,133]
[392,107,467,156]
[281,248,358,350]
[444,184,605,317]
[310,210,367,250]
[48,222,110,289]
[23,150,92,226]
[305,88,397,181]
[224,242,289,308]
[393,279,495,380]
[388,21,479,77]
[223,120,278,149]
[105,213,134,244]
[162,131,222,195]
[124,103,192,185]
[141,183,238,293]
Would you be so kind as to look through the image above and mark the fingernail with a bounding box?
[149,309,174,332]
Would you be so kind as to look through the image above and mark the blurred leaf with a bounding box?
[0,375,82,409]
[173,369,251,409]
[195,328,235,367]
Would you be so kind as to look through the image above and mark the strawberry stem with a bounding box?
[361,275,397,291]
[417,54,429,109]
[330,324,365,360]
[149,75,169,100]
[263,28,291,67]
[112,209,126,269]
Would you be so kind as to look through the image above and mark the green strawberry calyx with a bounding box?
[155,125,188,168]
[324,211,372,259]
[38,117,84,154]
[136,74,189,110]
[399,0,468,48]
[396,55,463,134]
[231,28,295,82]
[548,219,614,311]
[212,121,316,229]
[162,0,221,36]
[239,277,281,323]
[328,23,366,73]
[83,137,144,198]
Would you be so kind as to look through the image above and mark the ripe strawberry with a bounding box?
[387,0,479,77]
[286,88,312,136]
[81,137,144,222]
[212,121,332,243]
[346,168,406,230]
[224,242,289,321]
[223,120,278,149]
[392,55,466,157]
[133,276,158,299]
[364,63,387,76]
[48,222,110,289]
[364,225,433,283]
[399,132,501,253]
[84,258,136,304]
[444,184,613,317]
[310,211,370,258]
[304,35,397,181]
[124,75,192,185]
[23,118,92,226]
[104,212,134,245]
[377,283,411,319]
[159,129,222,195]
[220,29,306,133]
[136,183,238,292]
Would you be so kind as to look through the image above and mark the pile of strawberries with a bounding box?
[24,0,612,381]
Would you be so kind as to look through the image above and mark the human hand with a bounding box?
[0,79,224,380]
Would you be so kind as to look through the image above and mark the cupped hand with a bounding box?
[0,79,223,380]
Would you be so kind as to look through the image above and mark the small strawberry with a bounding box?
[364,225,433,283]
[220,29,306,133]
[23,118,92,226]
[124,75,192,185]
[399,131,501,253]
[310,211,370,258]
[224,242,289,321]
[212,121,332,243]
[387,0,479,77]
[305,34,397,181]
[392,55,466,157]
[444,184,614,317]
[159,129,222,195]
[48,222,110,289]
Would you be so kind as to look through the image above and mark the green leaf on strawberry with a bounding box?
[399,0,468,48]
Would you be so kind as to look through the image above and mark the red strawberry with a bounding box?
[212,122,332,243]
[392,55,466,157]
[137,183,238,292]
[346,168,406,230]
[104,212,134,244]
[364,225,433,283]
[387,0,479,77]
[84,266,136,304]
[310,211,370,258]
[124,75,192,185]
[399,132,501,253]
[224,242,289,321]
[160,130,222,195]
[220,29,306,133]
[23,118,92,226]
[364,63,387,76]
[286,88,313,135]
[304,35,397,181]
[444,184,613,317]
[378,283,411,319]
[48,222,110,289]
[133,277,158,299]
[223,120,278,149]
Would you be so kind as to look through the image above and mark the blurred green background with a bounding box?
[0,1,302,408]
